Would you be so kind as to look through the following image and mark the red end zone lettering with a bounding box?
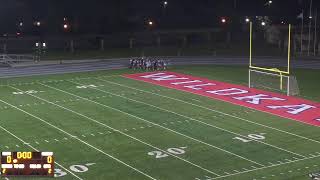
[124,71,320,127]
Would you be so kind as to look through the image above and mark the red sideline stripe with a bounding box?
[124,71,320,127]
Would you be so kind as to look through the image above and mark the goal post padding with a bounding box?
[249,69,299,96]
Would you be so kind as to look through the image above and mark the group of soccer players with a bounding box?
[129,57,168,71]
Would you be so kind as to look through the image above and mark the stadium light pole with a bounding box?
[162,1,168,16]
[264,0,272,6]
[163,1,168,8]
[307,0,313,56]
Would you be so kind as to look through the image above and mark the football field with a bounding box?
[0,66,320,180]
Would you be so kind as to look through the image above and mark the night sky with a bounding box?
[0,0,319,35]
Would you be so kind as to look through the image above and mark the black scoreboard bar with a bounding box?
[1,152,54,177]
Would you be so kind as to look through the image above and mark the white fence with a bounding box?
[0,54,35,67]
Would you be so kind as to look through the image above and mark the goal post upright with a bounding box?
[287,24,291,74]
[248,23,297,96]
[249,23,292,75]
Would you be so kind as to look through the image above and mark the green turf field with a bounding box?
[0,65,320,180]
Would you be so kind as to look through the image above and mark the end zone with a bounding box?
[124,71,320,127]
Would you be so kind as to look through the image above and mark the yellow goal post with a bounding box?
[248,22,299,96]
[249,22,291,75]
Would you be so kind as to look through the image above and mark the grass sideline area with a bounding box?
[0,65,319,179]
[41,43,285,61]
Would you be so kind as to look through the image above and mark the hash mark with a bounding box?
[85,163,96,166]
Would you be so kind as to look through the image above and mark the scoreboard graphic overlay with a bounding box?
[1,152,54,177]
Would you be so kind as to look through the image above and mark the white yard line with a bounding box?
[8,85,222,177]
[38,82,264,167]
[0,75,120,87]
[0,98,156,180]
[73,78,305,159]
[96,78,320,146]
[208,154,320,179]
[0,125,83,180]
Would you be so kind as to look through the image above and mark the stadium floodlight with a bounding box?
[63,24,68,29]
[164,1,168,5]
[261,21,266,26]
[42,43,46,47]
[221,17,226,23]
[35,42,39,47]
[35,21,41,26]
[148,20,153,26]
[264,0,272,6]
